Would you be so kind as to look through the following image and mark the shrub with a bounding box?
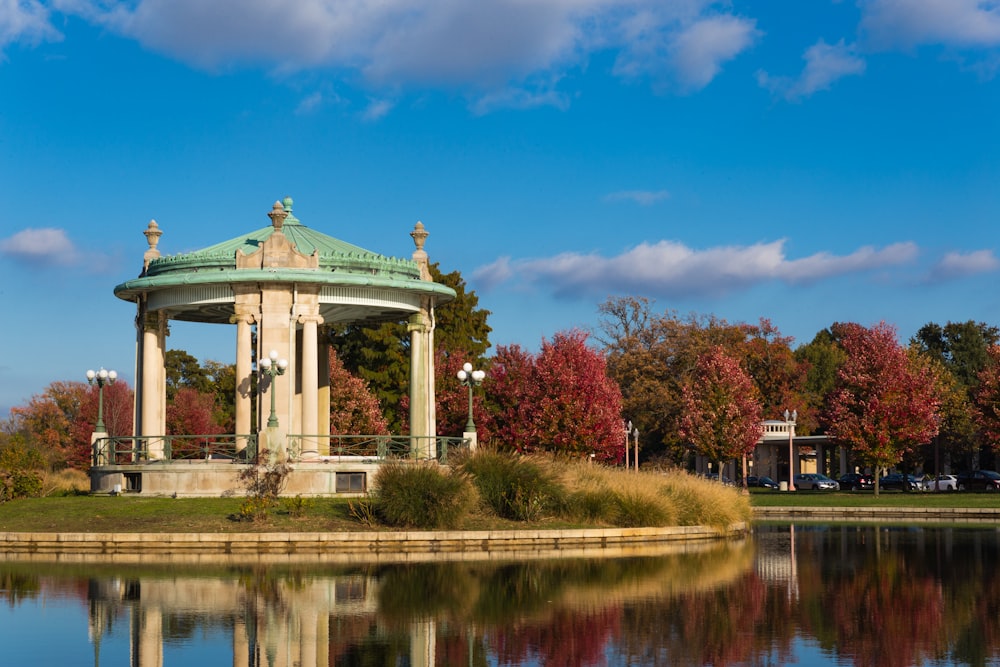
[613,491,669,527]
[280,494,312,517]
[0,439,46,502]
[372,461,474,529]
[235,452,291,522]
[459,450,566,521]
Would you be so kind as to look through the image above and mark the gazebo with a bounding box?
[90,197,458,497]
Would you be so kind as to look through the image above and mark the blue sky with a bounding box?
[1,1,999,418]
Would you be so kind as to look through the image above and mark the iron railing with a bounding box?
[285,435,469,464]
[92,434,470,466]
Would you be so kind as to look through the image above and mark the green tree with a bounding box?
[329,263,491,432]
[165,349,214,399]
[825,322,941,496]
[793,328,847,435]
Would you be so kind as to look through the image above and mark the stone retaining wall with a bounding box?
[0,523,748,564]
[753,506,1000,522]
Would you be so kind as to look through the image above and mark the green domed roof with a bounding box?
[115,197,455,325]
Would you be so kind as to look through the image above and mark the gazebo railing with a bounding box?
[93,435,259,465]
[92,434,469,466]
[286,435,469,464]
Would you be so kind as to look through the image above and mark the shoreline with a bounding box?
[0,523,748,562]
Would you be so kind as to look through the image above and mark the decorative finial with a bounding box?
[144,220,162,250]
[143,219,162,272]
[410,221,428,253]
[268,201,288,232]
[411,221,431,281]
[282,196,293,212]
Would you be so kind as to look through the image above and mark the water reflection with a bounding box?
[2,526,1000,666]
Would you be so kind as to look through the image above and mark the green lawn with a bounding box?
[2,490,998,534]
[749,488,1000,508]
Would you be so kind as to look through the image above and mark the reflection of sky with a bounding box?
[0,601,97,664]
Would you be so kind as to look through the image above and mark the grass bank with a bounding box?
[749,488,1000,509]
[0,454,752,534]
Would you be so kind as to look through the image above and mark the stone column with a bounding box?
[232,311,255,455]
[298,314,323,458]
[408,311,432,459]
[318,333,330,456]
[141,311,167,459]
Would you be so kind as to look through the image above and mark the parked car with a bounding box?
[747,475,779,489]
[839,473,875,491]
[922,474,957,492]
[879,473,922,491]
[955,470,1000,492]
[794,473,840,491]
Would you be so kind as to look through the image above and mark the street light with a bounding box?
[457,362,486,432]
[86,367,117,432]
[784,408,797,491]
[259,349,288,428]
[625,420,632,469]
[631,424,639,472]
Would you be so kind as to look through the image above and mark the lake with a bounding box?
[1,524,999,666]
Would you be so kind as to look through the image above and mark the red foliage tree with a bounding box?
[825,322,940,494]
[484,330,624,462]
[329,350,389,435]
[69,380,134,469]
[678,346,763,477]
[11,379,134,471]
[973,344,1000,453]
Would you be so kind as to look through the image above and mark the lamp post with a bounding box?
[259,350,288,428]
[457,362,486,432]
[784,408,797,491]
[632,424,639,472]
[86,367,117,432]
[625,420,632,469]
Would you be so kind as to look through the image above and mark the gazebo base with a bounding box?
[90,458,385,498]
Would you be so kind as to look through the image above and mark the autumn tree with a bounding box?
[973,345,1000,458]
[328,350,389,435]
[825,322,941,495]
[677,346,763,483]
[598,297,807,465]
[484,330,624,462]
[7,379,134,471]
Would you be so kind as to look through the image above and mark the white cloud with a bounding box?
[927,249,1000,280]
[0,0,60,49]
[294,91,324,115]
[669,15,761,90]
[0,227,81,266]
[471,238,920,299]
[603,189,670,205]
[860,0,1000,50]
[41,1,758,102]
[758,39,866,100]
[613,8,760,92]
[361,98,394,122]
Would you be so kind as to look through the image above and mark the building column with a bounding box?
[318,333,330,456]
[298,314,323,458]
[408,310,434,459]
[232,311,255,455]
[141,311,167,459]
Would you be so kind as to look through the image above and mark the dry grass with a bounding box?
[536,456,751,530]
[41,469,90,496]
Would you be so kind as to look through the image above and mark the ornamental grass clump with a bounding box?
[372,461,474,529]
[458,450,567,521]
[660,471,752,529]
[556,460,675,527]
